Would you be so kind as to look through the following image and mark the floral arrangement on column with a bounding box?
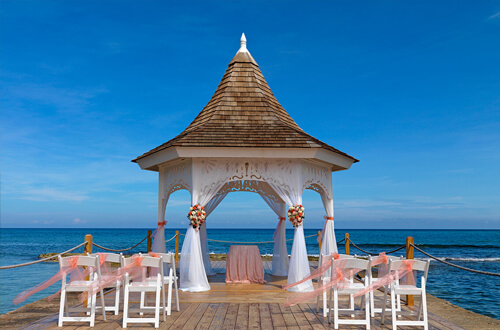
[288,204,305,228]
[188,204,206,231]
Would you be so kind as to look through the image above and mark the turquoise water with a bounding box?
[1,228,499,319]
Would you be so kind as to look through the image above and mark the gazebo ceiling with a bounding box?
[133,34,358,172]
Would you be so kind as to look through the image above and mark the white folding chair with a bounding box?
[316,253,355,317]
[140,252,180,315]
[369,255,403,317]
[122,255,166,328]
[381,259,430,330]
[327,257,371,329]
[91,253,123,315]
[58,255,106,327]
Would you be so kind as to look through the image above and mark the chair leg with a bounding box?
[417,294,423,321]
[99,289,106,321]
[155,287,161,328]
[370,290,375,317]
[334,289,339,330]
[381,285,388,324]
[174,280,180,312]
[422,290,428,330]
[140,291,145,315]
[58,288,66,327]
[90,292,96,327]
[167,281,172,316]
[316,292,320,314]
[390,288,397,330]
[64,292,69,317]
[115,283,121,315]
[323,291,328,317]
[328,288,333,324]
[123,285,129,328]
[365,292,370,330]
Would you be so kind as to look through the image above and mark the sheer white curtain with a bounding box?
[179,225,210,292]
[260,194,289,276]
[272,204,289,276]
[319,195,337,257]
[200,191,228,275]
[152,197,168,253]
[257,160,312,291]
[180,159,236,292]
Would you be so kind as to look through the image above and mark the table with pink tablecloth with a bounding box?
[225,245,266,284]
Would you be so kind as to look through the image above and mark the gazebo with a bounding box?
[132,34,358,293]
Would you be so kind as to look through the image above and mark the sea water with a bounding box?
[0,228,499,319]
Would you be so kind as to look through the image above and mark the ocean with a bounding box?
[0,228,499,319]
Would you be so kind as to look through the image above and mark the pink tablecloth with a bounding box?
[225,245,266,284]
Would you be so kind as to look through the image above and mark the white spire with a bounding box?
[238,33,248,53]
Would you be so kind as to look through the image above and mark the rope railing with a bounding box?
[411,243,500,277]
[347,238,406,256]
[177,232,317,244]
[165,234,177,243]
[92,235,148,252]
[337,238,345,244]
[0,241,88,270]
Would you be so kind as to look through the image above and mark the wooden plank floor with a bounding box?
[21,261,464,329]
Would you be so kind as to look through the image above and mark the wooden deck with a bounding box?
[21,261,464,329]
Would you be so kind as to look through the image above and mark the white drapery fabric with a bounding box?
[179,225,210,292]
[200,191,229,275]
[271,203,289,276]
[288,224,314,292]
[152,193,169,253]
[257,160,312,291]
[180,159,236,291]
[319,196,338,257]
[259,191,289,276]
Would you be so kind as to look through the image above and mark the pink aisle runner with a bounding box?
[225,245,266,284]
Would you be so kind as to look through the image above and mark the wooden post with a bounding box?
[83,234,92,307]
[318,231,322,254]
[344,232,350,255]
[84,234,93,255]
[147,230,152,253]
[175,231,180,262]
[406,236,415,306]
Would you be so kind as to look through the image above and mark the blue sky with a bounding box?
[1,1,499,229]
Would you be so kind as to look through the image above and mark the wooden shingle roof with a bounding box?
[133,35,358,163]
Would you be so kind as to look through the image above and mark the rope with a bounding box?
[348,240,378,255]
[347,239,405,256]
[411,244,500,277]
[386,245,406,254]
[92,235,148,252]
[0,242,87,270]
[178,232,317,244]
[165,234,177,243]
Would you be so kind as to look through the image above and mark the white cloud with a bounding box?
[21,188,88,202]
[488,12,500,20]
[73,218,86,224]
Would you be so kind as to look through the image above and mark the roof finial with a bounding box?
[238,33,248,53]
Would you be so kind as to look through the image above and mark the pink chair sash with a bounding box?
[13,256,92,305]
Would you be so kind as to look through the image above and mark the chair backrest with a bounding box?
[59,255,102,281]
[59,255,99,269]
[320,253,353,265]
[90,253,123,266]
[155,253,175,267]
[334,257,371,271]
[122,255,163,270]
[139,255,163,269]
[389,259,430,282]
